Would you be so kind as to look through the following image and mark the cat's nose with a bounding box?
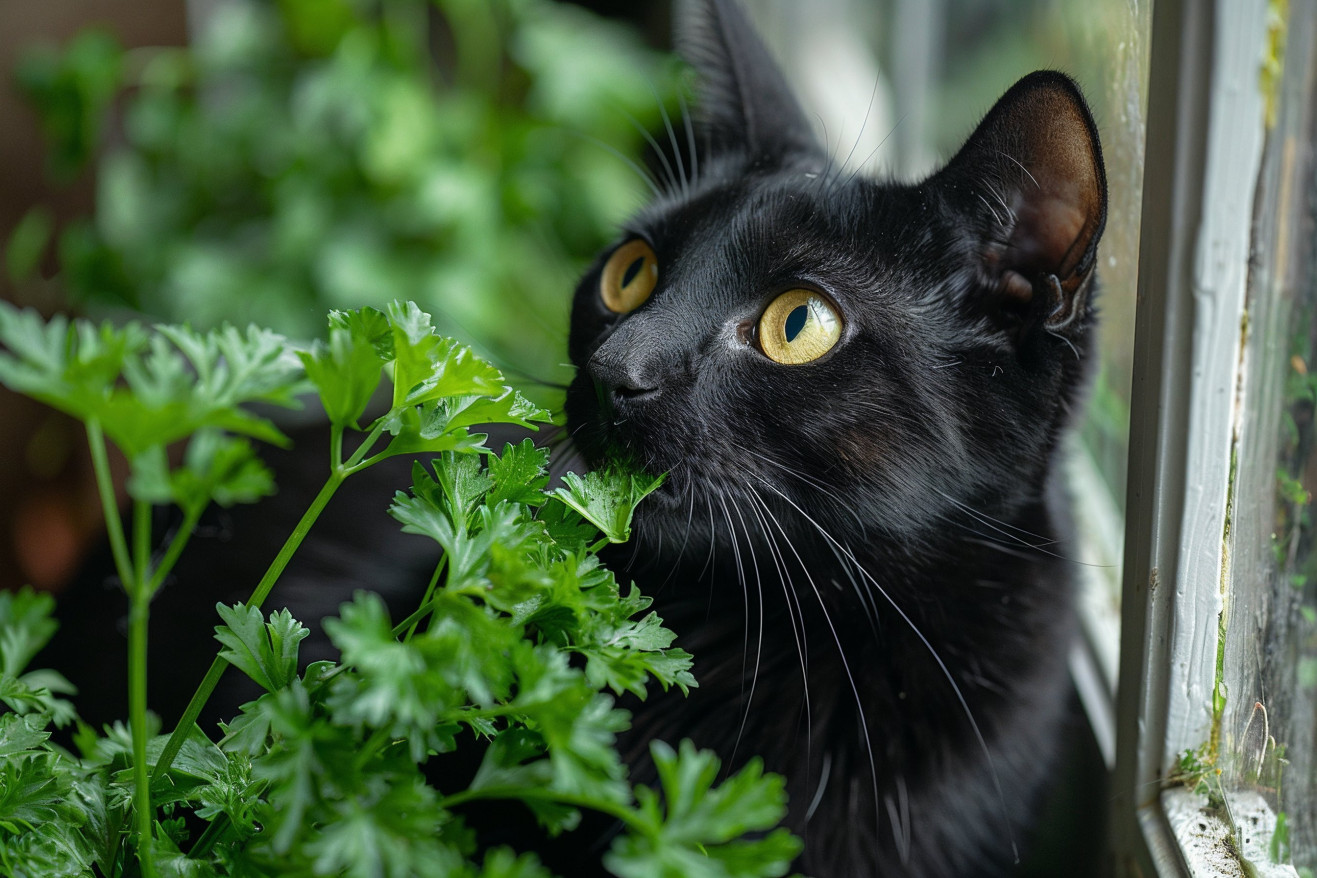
[587,334,664,402]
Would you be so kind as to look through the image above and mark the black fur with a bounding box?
[564,2,1107,875]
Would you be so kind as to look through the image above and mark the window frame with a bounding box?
[1110,0,1309,874]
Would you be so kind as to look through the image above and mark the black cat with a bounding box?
[47,1,1107,875]
[562,1,1107,875]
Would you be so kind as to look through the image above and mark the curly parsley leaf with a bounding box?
[386,300,506,409]
[297,308,389,429]
[487,440,551,508]
[214,605,309,694]
[0,300,299,461]
[606,740,802,878]
[551,469,666,544]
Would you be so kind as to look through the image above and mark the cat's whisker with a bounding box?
[623,524,648,573]
[651,84,690,199]
[976,193,1004,226]
[885,774,912,865]
[934,489,1103,567]
[757,478,1020,864]
[960,536,1050,562]
[745,484,883,859]
[981,176,1016,224]
[725,440,866,532]
[623,111,681,196]
[658,482,700,590]
[837,73,883,178]
[836,112,904,192]
[805,751,833,822]
[743,484,814,776]
[1047,326,1083,362]
[718,494,762,771]
[697,494,719,582]
[727,493,767,770]
[936,492,1061,548]
[678,89,700,185]
[809,115,840,197]
[569,130,662,200]
[998,150,1041,191]
[823,539,881,634]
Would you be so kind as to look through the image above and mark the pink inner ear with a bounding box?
[1010,193,1089,281]
[1004,90,1105,284]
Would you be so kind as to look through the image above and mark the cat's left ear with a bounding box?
[676,0,822,164]
[937,71,1107,339]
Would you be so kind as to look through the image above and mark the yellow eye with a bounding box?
[600,239,658,314]
[759,289,842,364]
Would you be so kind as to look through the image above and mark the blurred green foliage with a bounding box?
[12,0,681,403]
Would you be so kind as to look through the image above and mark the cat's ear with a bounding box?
[938,71,1107,339]
[676,0,821,163]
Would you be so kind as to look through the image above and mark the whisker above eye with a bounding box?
[678,89,700,185]
[651,83,689,199]
[568,130,662,200]
[623,110,681,197]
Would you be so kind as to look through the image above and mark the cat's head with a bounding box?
[564,0,1106,567]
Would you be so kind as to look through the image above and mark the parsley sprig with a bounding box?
[0,302,802,877]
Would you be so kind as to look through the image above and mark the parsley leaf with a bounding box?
[551,470,666,544]
[606,741,802,878]
[214,605,309,694]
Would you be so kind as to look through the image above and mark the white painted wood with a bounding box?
[1162,0,1268,771]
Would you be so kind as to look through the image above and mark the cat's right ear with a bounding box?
[676,0,821,164]
[936,71,1107,342]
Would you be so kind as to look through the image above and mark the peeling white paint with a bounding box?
[1164,0,1269,774]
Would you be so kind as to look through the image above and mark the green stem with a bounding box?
[85,419,133,592]
[343,421,388,471]
[355,727,395,772]
[330,423,344,471]
[400,558,446,641]
[85,420,155,874]
[439,786,643,835]
[128,597,156,876]
[132,500,151,592]
[144,505,205,599]
[152,469,347,782]
[189,814,230,860]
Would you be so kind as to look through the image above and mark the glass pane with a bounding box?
[929,0,1149,511]
[1222,1,1317,871]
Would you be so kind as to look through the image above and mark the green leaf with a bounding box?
[605,740,802,878]
[551,469,665,543]
[298,306,390,429]
[0,714,50,759]
[0,589,59,677]
[6,207,54,284]
[386,301,505,408]
[218,693,277,758]
[0,302,301,460]
[215,604,309,693]
[0,755,64,834]
[487,440,550,507]
[377,392,549,460]
[477,847,555,878]
[176,430,277,509]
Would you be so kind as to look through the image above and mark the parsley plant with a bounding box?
[0,301,801,877]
